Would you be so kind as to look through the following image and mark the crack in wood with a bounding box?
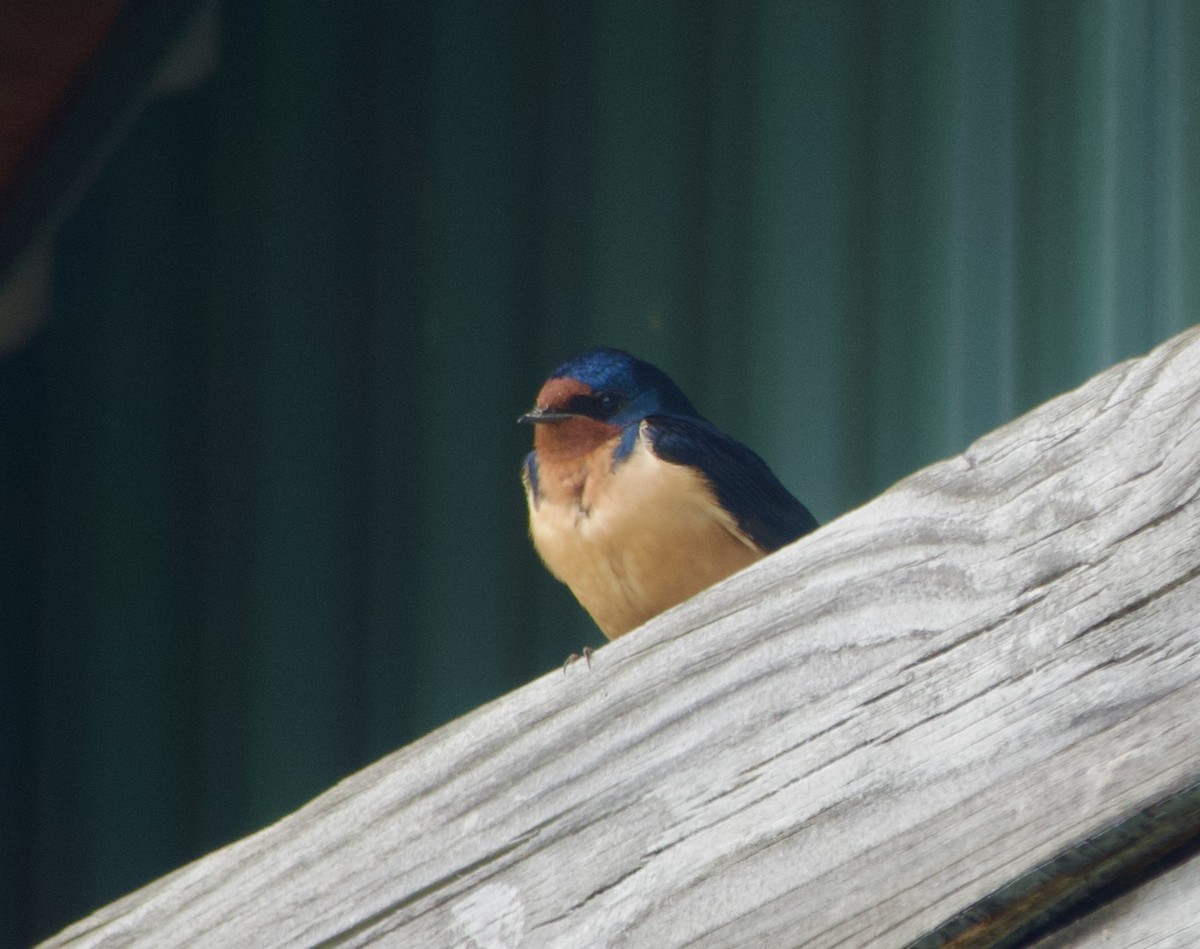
[1111,484,1200,546]
[905,780,1200,949]
[309,831,538,947]
[1067,563,1200,644]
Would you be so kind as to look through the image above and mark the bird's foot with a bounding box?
[562,646,593,673]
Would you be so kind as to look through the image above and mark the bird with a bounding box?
[519,347,817,640]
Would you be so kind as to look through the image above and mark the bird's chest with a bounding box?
[527,437,648,559]
[526,435,760,637]
[536,445,613,519]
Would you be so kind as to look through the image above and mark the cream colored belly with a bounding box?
[528,440,763,639]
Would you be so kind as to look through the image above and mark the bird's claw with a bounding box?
[562,646,593,673]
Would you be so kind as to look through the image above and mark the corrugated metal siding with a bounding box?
[2,1,1198,942]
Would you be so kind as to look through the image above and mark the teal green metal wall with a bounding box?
[3,1,1198,942]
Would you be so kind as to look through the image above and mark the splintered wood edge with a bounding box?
[913,780,1200,948]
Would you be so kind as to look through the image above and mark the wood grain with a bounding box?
[45,326,1200,948]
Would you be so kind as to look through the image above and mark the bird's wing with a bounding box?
[643,415,818,552]
[521,451,539,501]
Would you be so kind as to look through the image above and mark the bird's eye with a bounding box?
[596,392,623,415]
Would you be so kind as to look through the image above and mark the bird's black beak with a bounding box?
[518,407,575,425]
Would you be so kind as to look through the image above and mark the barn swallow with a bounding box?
[520,347,817,639]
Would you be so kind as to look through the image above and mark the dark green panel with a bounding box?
[748,0,874,519]
[872,0,959,489]
[360,0,437,762]
[945,0,1019,443]
[692,0,758,425]
[1016,2,1122,405]
[32,92,210,933]
[412,0,542,727]
[590,1,694,356]
[238,0,376,828]
[189,7,264,858]
[0,341,46,948]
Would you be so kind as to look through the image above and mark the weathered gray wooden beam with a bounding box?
[45,326,1200,948]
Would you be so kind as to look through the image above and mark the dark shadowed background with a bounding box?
[1,1,1198,943]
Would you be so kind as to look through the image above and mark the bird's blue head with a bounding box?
[520,347,700,430]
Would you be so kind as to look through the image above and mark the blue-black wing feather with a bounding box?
[644,415,818,551]
[521,451,540,500]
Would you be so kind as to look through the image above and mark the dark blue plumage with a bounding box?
[530,347,817,551]
[546,347,700,421]
[644,415,818,551]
